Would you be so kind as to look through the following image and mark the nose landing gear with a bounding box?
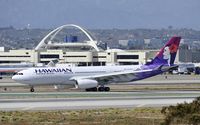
[30,86,35,92]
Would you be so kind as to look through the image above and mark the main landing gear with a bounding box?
[30,86,35,92]
[85,86,110,92]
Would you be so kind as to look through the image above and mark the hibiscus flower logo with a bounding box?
[169,43,178,53]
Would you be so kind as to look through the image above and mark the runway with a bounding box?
[0,91,199,111]
[0,75,200,111]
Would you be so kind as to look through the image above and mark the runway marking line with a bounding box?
[22,107,34,111]
[136,104,146,107]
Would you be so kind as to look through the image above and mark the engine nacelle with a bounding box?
[75,79,98,89]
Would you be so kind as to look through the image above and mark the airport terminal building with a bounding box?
[0,24,179,66]
[0,48,155,66]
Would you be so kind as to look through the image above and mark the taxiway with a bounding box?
[0,91,199,111]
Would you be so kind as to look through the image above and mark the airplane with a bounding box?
[12,36,181,92]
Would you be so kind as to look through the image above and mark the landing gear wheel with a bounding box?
[104,87,110,92]
[85,88,90,91]
[98,87,105,92]
[85,87,97,92]
[92,87,97,91]
[98,86,110,92]
[30,87,35,92]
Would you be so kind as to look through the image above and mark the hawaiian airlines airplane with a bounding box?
[12,36,181,92]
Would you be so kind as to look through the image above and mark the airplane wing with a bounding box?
[69,65,177,87]
[70,69,154,84]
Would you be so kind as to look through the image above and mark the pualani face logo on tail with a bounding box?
[153,36,180,66]
[35,68,72,74]
[163,40,179,66]
[163,46,170,65]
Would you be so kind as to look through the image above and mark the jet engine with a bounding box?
[75,79,98,89]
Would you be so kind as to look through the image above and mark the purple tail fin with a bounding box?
[147,36,181,66]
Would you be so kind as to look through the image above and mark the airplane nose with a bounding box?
[12,74,32,84]
[12,75,17,80]
[12,75,20,81]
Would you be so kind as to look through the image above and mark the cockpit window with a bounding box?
[16,73,23,75]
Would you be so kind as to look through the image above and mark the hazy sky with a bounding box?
[0,0,199,29]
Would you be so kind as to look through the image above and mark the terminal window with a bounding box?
[40,54,59,58]
[117,55,139,59]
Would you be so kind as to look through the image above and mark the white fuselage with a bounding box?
[12,65,141,86]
